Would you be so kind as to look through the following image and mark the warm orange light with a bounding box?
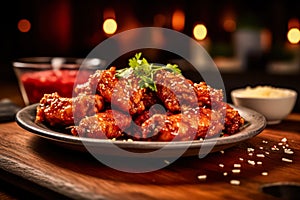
[287,28,300,44]
[18,19,31,33]
[260,29,272,51]
[172,9,185,31]
[288,18,300,29]
[103,18,117,35]
[193,24,207,40]
[103,8,116,19]
[223,19,236,32]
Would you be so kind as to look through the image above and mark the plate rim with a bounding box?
[15,103,266,152]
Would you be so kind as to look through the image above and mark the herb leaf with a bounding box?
[116,53,181,92]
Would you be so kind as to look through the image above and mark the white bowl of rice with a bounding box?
[231,86,297,124]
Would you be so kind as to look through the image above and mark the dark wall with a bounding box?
[1,0,299,113]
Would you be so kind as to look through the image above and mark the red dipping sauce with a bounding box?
[20,69,92,104]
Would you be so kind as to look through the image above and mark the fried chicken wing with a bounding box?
[224,104,245,135]
[140,107,224,141]
[36,92,104,127]
[74,67,155,115]
[97,67,119,102]
[129,104,168,140]
[72,93,105,123]
[98,67,159,115]
[71,110,131,139]
[154,70,197,113]
[193,82,224,109]
[73,69,104,95]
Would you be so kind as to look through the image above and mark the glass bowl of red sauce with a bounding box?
[13,57,105,105]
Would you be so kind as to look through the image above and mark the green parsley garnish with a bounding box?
[116,53,181,92]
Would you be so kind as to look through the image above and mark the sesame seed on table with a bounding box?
[0,114,300,199]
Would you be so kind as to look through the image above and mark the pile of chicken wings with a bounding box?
[35,66,244,141]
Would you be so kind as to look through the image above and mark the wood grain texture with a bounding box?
[0,114,300,200]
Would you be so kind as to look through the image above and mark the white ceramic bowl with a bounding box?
[231,86,297,125]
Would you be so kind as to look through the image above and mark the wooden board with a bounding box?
[1,114,300,200]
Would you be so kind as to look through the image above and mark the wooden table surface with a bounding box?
[0,111,300,200]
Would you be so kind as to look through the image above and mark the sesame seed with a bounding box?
[261,172,268,176]
[284,149,294,154]
[239,158,244,161]
[219,164,224,168]
[248,160,256,165]
[230,180,240,185]
[223,172,228,176]
[232,169,241,173]
[257,161,263,165]
[262,140,268,144]
[247,148,255,152]
[197,175,207,180]
[234,164,241,168]
[271,145,279,151]
[220,150,225,154]
[164,160,170,164]
[282,158,293,163]
[281,138,287,143]
[256,154,265,158]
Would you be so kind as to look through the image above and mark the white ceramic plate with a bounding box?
[15,104,266,157]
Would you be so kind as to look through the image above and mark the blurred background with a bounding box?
[1,0,300,110]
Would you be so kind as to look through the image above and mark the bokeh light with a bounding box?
[288,18,300,29]
[223,19,236,32]
[287,28,300,44]
[172,9,185,31]
[193,24,207,40]
[103,18,117,35]
[18,19,31,33]
[103,8,116,19]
